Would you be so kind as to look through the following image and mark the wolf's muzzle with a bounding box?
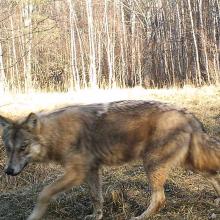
[5,167,16,176]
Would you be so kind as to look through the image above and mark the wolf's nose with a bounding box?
[5,167,14,175]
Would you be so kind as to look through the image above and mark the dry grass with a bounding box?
[0,86,220,219]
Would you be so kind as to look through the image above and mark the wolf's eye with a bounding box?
[20,144,28,151]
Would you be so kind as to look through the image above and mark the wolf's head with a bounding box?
[0,113,43,176]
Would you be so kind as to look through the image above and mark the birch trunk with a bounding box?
[86,0,97,88]
[198,0,210,83]
[10,15,20,91]
[187,0,201,85]
[67,0,80,90]
[0,42,6,93]
[22,0,33,92]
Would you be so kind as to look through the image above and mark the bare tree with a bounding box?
[0,42,6,92]
[0,0,219,91]
[86,0,97,88]
[22,0,34,91]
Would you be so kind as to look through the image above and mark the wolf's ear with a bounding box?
[0,115,12,128]
[0,115,12,135]
[24,113,40,131]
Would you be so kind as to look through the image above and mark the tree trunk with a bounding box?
[187,0,202,85]
[22,0,33,92]
[86,0,97,88]
[0,42,6,93]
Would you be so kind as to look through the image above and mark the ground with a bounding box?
[0,86,220,220]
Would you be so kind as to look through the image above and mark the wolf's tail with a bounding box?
[188,132,220,173]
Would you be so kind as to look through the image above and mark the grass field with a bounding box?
[0,86,220,220]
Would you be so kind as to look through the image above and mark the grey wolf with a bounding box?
[0,100,219,220]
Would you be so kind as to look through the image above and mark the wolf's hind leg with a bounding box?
[131,167,167,220]
[130,132,190,220]
[85,168,103,220]
[129,164,167,220]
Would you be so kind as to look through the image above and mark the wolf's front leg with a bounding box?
[209,174,220,206]
[85,168,103,220]
[203,173,220,206]
[27,171,85,220]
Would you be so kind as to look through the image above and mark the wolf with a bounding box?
[0,100,219,220]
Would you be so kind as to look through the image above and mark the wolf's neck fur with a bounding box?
[37,114,83,163]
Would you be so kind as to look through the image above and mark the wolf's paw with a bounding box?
[27,216,39,220]
[26,212,41,220]
[214,197,220,206]
[84,210,103,220]
[84,214,95,220]
[84,215,102,220]
[129,217,143,220]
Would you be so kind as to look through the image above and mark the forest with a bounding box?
[0,0,219,92]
